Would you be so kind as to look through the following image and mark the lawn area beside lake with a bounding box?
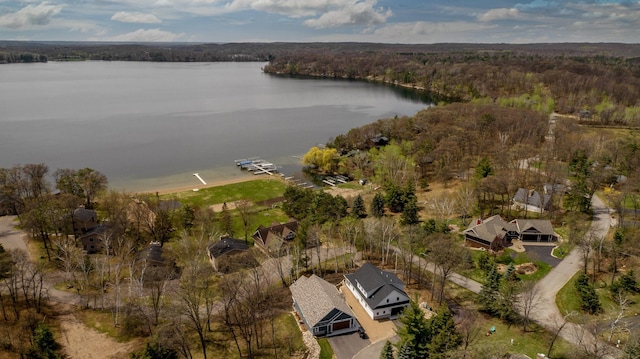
[162,178,287,208]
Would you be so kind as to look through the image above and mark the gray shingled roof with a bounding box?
[290,274,355,328]
[73,207,97,222]
[207,237,249,258]
[513,188,551,210]
[464,215,516,244]
[513,219,555,235]
[344,262,407,310]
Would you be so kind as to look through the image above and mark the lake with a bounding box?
[0,61,431,192]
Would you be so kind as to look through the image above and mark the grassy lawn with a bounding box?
[557,271,640,327]
[434,283,574,358]
[77,308,131,342]
[552,242,573,259]
[556,272,582,318]
[461,249,551,283]
[475,318,573,359]
[229,207,290,244]
[512,252,552,281]
[164,179,287,208]
[317,338,334,359]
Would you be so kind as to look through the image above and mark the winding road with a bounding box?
[391,194,620,358]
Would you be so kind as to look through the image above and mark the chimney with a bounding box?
[529,189,535,197]
[476,218,482,225]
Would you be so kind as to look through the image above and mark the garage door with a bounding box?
[332,320,351,331]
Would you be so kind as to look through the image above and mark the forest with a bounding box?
[2,41,640,359]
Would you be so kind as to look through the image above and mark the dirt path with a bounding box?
[55,304,140,359]
[0,216,139,358]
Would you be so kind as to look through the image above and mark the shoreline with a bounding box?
[135,173,277,196]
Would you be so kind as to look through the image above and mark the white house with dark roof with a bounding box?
[290,274,359,337]
[343,262,409,320]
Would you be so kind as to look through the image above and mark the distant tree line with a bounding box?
[265,49,640,127]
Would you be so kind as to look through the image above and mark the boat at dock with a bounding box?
[234,158,279,175]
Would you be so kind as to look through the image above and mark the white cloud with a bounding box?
[303,0,391,28]
[94,28,186,42]
[0,2,64,29]
[477,8,521,22]
[372,21,494,39]
[225,0,391,27]
[111,11,161,24]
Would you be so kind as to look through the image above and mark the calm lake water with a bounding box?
[0,61,431,192]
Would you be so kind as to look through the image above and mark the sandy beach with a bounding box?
[141,173,276,195]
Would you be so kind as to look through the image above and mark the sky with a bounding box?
[0,0,638,43]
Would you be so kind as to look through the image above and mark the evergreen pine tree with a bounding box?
[400,197,420,226]
[371,192,386,218]
[427,305,462,358]
[386,184,405,213]
[504,262,519,282]
[619,270,639,293]
[30,324,59,359]
[575,273,602,314]
[380,340,395,359]
[352,194,367,218]
[478,263,502,315]
[396,300,430,358]
[397,341,416,359]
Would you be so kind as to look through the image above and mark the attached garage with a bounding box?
[332,320,351,331]
[290,275,359,337]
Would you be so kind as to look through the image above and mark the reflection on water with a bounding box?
[1,61,432,192]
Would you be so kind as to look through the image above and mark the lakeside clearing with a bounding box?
[148,173,262,195]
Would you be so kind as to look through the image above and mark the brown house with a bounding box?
[252,219,299,255]
[133,242,177,282]
[78,224,109,254]
[463,215,519,251]
[73,207,99,235]
[512,219,558,242]
[464,215,558,250]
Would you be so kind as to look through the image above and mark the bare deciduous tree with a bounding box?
[235,199,254,244]
[429,234,463,304]
[517,280,542,332]
[455,308,482,359]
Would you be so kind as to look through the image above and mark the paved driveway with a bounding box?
[327,332,369,359]
[521,243,562,267]
[328,284,399,359]
[340,284,396,343]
